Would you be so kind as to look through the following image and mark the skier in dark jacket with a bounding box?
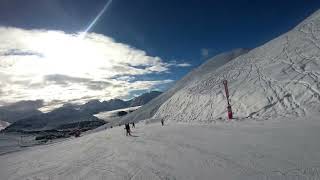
[161,119,164,126]
[125,123,131,136]
[131,122,135,128]
[74,129,81,137]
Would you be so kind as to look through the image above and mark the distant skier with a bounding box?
[131,122,135,128]
[125,123,131,136]
[161,119,164,126]
[74,129,81,137]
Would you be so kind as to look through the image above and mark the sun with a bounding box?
[29,31,110,79]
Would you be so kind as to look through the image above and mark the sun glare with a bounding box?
[27,32,111,80]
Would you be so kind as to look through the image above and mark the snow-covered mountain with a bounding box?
[3,91,162,132]
[94,106,141,122]
[120,49,249,123]
[4,106,104,132]
[121,10,320,124]
[128,91,162,107]
[74,91,162,115]
[152,10,320,123]
[0,120,10,130]
[1,10,320,180]
[79,99,128,114]
[0,100,43,123]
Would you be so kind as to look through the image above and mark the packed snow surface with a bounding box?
[120,48,248,123]
[1,115,320,180]
[0,133,36,155]
[151,10,320,123]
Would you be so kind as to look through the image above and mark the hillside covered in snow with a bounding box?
[120,49,249,124]
[146,10,320,124]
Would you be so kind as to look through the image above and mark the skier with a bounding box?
[161,119,164,126]
[131,122,135,128]
[74,129,81,137]
[125,123,131,136]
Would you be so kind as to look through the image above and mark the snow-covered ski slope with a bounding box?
[1,116,320,180]
[153,10,320,123]
[1,9,320,180]
[120,49,249,124]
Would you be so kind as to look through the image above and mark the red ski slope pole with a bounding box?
[223,80,233,119]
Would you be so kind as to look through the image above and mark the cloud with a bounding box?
[86,81,113,90]
[44,74,91,85]
[2,49,44,57]
[0,26,186,110]
[175,63,192,67]
[168,60,192,68]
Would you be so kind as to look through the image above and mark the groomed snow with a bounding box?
[1,115,320,180]
[120,49,248,124]
[153,10,320,123]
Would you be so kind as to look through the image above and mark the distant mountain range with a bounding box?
[0,100,43,123]
[0,120,10,130]
[76,90,162,114]
[2,91,162,132]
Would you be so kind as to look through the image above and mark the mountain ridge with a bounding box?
[152,10,320,123]
[2,91,162,132]
[119,49,249,124]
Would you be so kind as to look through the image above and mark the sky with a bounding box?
[0,0,319,111]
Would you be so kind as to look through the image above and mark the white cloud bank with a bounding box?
[0,27,190,110]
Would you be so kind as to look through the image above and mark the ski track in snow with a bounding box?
[153,10,320,124]
[1,116,320,180]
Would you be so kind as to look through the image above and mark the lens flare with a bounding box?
[80,0,113,38]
